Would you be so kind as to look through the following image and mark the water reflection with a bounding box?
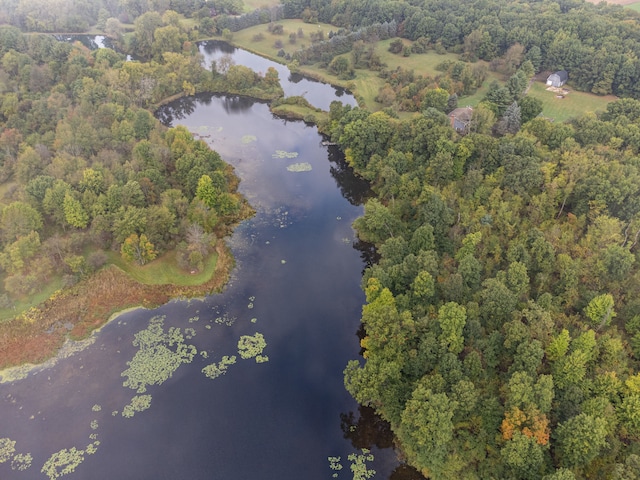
[327,145,371,207]
[198,40,357,111]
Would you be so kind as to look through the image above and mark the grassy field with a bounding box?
[107,250,218,286]
[527,81,615,122]
[230,18,617,118]
[627,1,640,11]
[0,276,64,322]
[231,19,336,60]
[243,0,282,12]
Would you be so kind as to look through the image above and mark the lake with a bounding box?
[0,81,421,478]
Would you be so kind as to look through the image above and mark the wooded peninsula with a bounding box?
[2,0,640,478]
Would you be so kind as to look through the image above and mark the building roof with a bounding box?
[449,107,473,122]
[549,70,568,82]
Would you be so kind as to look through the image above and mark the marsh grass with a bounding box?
[0,241,234,369]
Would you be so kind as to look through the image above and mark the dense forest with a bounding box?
[2,0,640,478]
[282,0,640,98]
[330,94,640,478]
[0,20,286,315]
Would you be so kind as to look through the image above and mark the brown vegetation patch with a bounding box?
[0,240,234,370]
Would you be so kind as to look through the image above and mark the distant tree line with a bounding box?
[283,0,640,98]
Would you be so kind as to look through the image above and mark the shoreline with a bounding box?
[0,238,236,371]
[0,34,341,374]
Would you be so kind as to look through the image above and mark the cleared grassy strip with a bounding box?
[231,19,336,60]
[0,276,64,322]
[106,250,218,286]
[377,40,459,72]
[626,2,640,11]
[243,0,282,12]
[527,81,615,122]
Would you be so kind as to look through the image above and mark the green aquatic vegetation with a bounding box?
[200,350,209,359]
[90,420,98,430]
[89,434,97,441]
[111,411,118,416]
[256,355,269,363]
[121,315,197,393]
[11,453,32,471]
[251,318,258,323]
[185,327,196,339]
[328,456,343,478]
[241,135,257,144]
[202,355,237,379]
[272,150,298,159]
[286,162,312,172]
[122,395,152,418]
[41,447,85,479]
[0,438,16,463]
[188,316,200,323]
[85,442,99,455]
[237,333,267,361]
[327,450,374,479]
[91,404,101,412]
[348,449,375,480]
[214,314,236,326]
[205,324,212,329]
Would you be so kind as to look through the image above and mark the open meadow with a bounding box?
[233,21,618,120]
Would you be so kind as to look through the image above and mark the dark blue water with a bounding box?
[199,40,357,111]
[0,94,420,479]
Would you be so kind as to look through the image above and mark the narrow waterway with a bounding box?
[0,92,421,479]
[198,40,357,111]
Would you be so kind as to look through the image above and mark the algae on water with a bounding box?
[122,395,152,418]
[202,355,237,379]
[41,447,85,480]
[237,333,267,361]
[286,162,312,172]
[121,316,197,393]
[272,150,298,159]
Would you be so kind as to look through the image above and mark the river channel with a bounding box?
[0,38,422,479]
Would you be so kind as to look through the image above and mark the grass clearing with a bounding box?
[377,41,458,73]
[231,19,336,61]
[527,81,615,122]
[106,250,218,286]
[231,21,617,119]
[0,276,64,322]
[243,0,281,12]
[626,1,640,11]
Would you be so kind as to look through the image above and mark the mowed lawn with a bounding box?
[243,0,281,12]
[627,2,640,11]
[527,81,615,122]
[107,250,218,286]
[231,19,337,60]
